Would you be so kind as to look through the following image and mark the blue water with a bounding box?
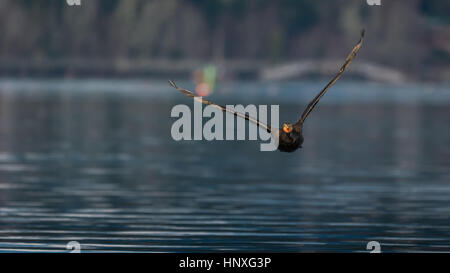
[0,79,449,253]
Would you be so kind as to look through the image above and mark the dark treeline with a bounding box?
[0,0,448,80]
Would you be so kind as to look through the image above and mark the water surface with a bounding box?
[0,79,449,252]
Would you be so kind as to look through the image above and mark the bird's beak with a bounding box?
[283,125,293,133]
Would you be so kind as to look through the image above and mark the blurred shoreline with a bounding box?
[1,1,448,84]
[0,58,448,84]
[0,78,448,106]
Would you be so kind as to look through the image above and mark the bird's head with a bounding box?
[283,123,293,134]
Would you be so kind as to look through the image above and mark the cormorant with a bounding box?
[169,29,364,153]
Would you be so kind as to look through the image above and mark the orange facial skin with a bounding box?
[283,123,293,134]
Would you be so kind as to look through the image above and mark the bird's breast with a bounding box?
[277,132,303,152]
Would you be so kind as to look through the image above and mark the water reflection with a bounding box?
[0,79,449,252]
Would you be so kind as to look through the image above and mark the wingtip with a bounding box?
[168,80,177,89]
[357,29,365,45]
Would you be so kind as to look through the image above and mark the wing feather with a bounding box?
[295,29,365,129]
[169,80,272,132]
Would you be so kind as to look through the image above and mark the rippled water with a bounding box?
[0,79,449,253]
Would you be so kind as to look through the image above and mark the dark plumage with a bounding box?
[170,30,364,153]
[277,127,304,153]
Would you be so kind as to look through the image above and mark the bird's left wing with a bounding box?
[294,29,365,130]
[169,80,272,132]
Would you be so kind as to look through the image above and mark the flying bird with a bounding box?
[169,29,364,152]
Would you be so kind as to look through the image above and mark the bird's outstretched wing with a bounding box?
[294,29,365,130]
[169,80,272,132]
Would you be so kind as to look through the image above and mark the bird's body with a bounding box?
[277,128,304,153]
[170,30,364,153]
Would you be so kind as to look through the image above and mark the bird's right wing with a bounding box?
[169,80,272,132]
